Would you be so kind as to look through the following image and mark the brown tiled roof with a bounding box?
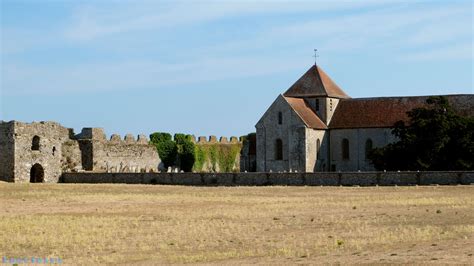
[329,95,474,129]
[284,65,350,99]
[284,96,327,129]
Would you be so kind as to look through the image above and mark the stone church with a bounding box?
[256,64,473,173]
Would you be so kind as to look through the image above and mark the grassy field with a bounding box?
[0,183,473,264]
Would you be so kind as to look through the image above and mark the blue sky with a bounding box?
[1,0,472,138]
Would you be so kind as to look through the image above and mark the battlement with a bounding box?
[77,128,150,145]
[192,135,243,145]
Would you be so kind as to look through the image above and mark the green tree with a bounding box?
[149,132,177,168]
[369,96,474,171]
[174,133,195,172]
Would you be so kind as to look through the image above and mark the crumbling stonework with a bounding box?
[0,121,161,183]
[76,128,159,173]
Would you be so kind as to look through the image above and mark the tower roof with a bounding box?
[284,96,327,129]
[283,65,349,99]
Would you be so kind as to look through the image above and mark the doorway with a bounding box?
[30,164,44,183]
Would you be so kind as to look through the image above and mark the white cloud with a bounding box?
[2,55,303,95]
[63,1,391,41]
[397,42,473,62]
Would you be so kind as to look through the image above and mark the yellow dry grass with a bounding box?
[0,184,473,264]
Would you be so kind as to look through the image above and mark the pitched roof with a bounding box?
[329,95,474,129]
[284,96,327,129]
[284,65,350,99]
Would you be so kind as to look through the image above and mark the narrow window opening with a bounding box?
[278,112,283,125]
[316,139,321,159]
[52,146,56,156]
[315,99,320,111]
[32,136,40,150]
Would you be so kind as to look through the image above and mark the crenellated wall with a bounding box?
[0,121,162,183]
[76,128,160,173]
[191,135,242,145]
[192,135,243,173]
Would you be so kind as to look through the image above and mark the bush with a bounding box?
[150,132,177,168]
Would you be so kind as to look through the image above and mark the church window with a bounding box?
[32,135,40,151]
[278,112,283,125]
[275,139,283,160]
[342,138,349,160]
[316,139,321,158]
[315,99,320,111]
[365,139,373,159]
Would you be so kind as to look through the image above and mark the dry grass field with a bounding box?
[0,183,473,264]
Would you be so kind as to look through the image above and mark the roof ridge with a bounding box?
[314,65,329,97]
[342,94,474,101]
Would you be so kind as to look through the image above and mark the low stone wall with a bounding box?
[61,171,474,186]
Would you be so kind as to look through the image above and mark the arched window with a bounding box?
[342,138,349,160]
[365,139,373,159]
[278,112,283,125]
[275,139,283,160]
[32,136,40,150]
[316,139,321,158]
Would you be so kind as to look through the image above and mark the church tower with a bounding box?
[283,65,350,125]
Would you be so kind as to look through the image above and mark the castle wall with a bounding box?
[77,128,160,173]
[193,136,242,173]
[329,128,398,171]
[0,121,15,182]
[12,121,72,183]
[61,140,83,172]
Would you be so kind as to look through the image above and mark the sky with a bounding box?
[1,0,473,138]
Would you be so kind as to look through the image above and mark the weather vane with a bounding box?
[313,49,319,66]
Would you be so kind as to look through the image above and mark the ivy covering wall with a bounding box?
[150,132,243,172]
[193,143,242,173]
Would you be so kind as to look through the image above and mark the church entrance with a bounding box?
[30,164,44,183]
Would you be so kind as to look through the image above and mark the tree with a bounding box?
[369,96,474,171]
[174,133,195,172]
[149,132,177,168]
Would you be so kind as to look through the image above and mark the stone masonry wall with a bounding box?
[12,121,72,183]
[0,121,15,182]
[256,95,307,173]
[76,128,160,173]
[61,140,83,172]
[62,171,474,186]
[330,128,398,171]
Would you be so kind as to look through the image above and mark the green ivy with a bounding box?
[192,143,242,173]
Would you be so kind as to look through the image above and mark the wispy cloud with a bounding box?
[398,42,473,62]
[1,0,472,97]
[2,55,302,95]
[63,1,390,41]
